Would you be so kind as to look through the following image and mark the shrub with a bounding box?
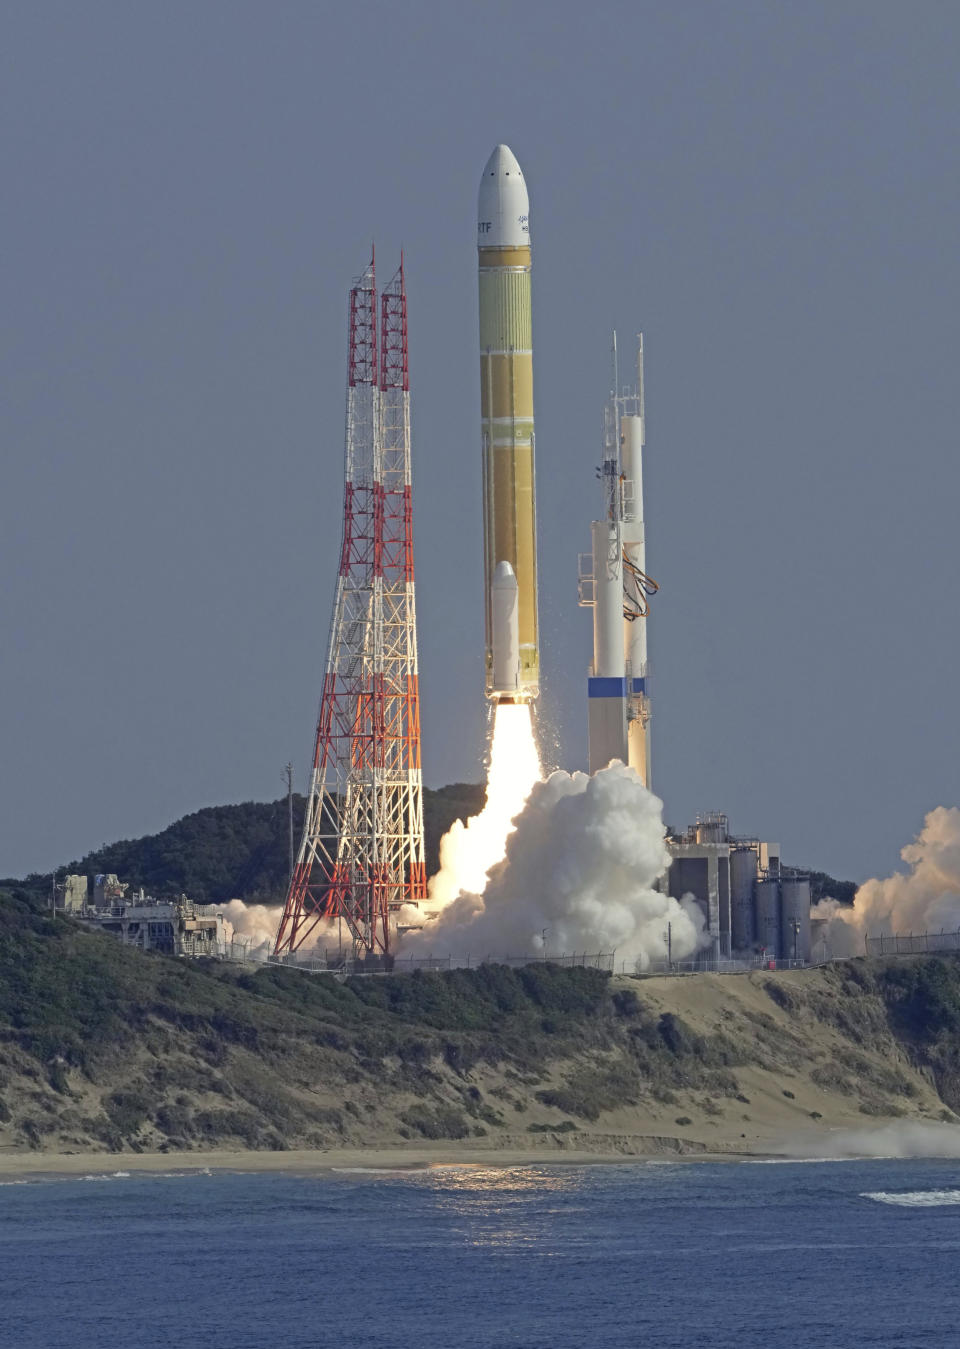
[155,1103,193,1138]
[192,1108,264,1146]
[398,1104,472,1140]
[765,982,801,1013]
[612,988,641,1018]
[84,1114,123,1150]
[536,1062,641,1122]
[860,1100,903,1118]
[104,1089,153,1136]
[47,1062,70,1095]
[657,1013,695,1056]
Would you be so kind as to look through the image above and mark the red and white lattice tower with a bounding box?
[274,254,426,960]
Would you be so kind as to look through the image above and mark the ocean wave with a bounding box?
[862,1189,960,1207]
[0,1170,200,1186]
[330,1166,430,1175]
[741,1157,852,1165]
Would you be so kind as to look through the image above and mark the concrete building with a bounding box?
[75,889,226,958]
[57,874,89,913]
[665,813,810,962]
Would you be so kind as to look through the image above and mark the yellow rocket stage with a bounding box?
[477,144,539,702]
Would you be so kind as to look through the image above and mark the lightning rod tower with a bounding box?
[274,254,427,961]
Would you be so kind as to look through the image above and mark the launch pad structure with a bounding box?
[579,334,658,783]
[274,254,427,961]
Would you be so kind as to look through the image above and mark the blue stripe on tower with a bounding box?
[588,677,627,698]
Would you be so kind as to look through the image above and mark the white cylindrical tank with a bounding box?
[755,878,781,960]
[490,560,521,697]
[591,519,624,678]
[730,847,758,950]
[621,417,646,681]
[587,520,627,773]
[620,414,649,785]
[620,414,644,525]
[780,876,812,963]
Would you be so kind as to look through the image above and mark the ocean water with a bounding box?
[3,1158,960,1347]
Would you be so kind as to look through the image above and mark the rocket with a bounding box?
[477,145,539,703]
[579,335,657,784]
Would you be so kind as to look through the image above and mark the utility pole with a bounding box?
[284,762,294,887]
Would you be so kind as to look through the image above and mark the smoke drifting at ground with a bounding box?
[406,761,709,969]
[221,900,281,956]
[222,899,346,958]
[782,1120,960,1161]
[815,807,960,955]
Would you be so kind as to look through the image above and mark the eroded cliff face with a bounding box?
[1,888,958,1159]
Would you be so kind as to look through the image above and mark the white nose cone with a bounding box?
[477,144,530,248]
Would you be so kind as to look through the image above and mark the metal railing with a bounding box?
[218,944,827,980]
[631,955,812,977]
[256,950,616,978]
[865,930,960,957]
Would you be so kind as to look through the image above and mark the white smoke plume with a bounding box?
[427,702,541,908]
[221,899,347,959]
[782,1120,960,1160]
[220,900,282,958]
[405,761,709,969]
[815,807,960,956]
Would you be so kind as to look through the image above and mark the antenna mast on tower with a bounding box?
[274,255,427,961]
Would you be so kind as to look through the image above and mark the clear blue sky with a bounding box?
[2,1,957,881]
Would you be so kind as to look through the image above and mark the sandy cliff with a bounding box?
[2,888,958,1166]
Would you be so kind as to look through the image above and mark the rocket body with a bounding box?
[477,145,539,702]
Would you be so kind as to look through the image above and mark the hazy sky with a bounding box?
[3,1,957,881]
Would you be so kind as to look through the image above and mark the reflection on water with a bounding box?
[423,1165,579,1193]
[417,1165,587,1250]
[7,1160,960,1349]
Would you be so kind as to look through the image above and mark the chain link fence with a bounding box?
[633,956,812,976]
[254,950,617,977]
[864,930,960,957]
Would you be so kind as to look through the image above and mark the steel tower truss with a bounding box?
[274,256,426,959]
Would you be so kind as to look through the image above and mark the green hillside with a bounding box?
[6,780,853,909]
[2,884,960,1159]
[9,783,487,905]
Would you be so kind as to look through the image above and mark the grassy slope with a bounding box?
[1,887,957,1157]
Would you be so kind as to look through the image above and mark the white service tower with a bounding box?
[579,335,657,785]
